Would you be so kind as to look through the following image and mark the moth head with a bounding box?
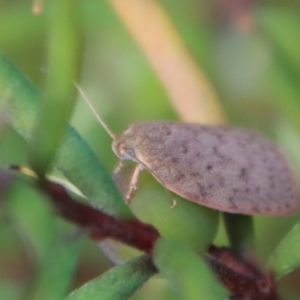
[112,125,142,163]
[112,141,135,161]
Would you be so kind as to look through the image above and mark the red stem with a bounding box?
[42,180,160,253]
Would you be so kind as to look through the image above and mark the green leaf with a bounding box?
[152,238,229,300]
[264,58,300,133]
[0,280,22,300]
[0,53,132,219]
[30,233,85,300]
[30,0,80,176]
[66,255,156,300]
[255,7,300,132]
[268,222,300,279]
[4,178,85,299]
[256,8,300,75]
[4,181,57,262]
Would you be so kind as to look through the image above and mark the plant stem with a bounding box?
[109,0,226,124]
[223,213,255,255]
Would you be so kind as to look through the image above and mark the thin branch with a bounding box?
[42,180,160,253]
[208,246,281,300]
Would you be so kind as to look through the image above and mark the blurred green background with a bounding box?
[1,0,300,299]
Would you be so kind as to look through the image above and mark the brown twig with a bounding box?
[42,180,160,253]
[208,246,281,300]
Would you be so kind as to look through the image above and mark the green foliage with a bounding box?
[109,164,219,262]
[269,222,300,279]
[255,7,300,132]
[0,1,300,299]
[5,181,57,262]
[223,213,255,254]
[0,54,132,219]
[153,238,229,300]
[31,0,80,176]
[29,234,84,300]
[66,255,155,300]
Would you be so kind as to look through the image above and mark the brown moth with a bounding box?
[77,85,299,216]
[113,122,299,216]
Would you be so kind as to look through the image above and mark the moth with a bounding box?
[77,85,299,216]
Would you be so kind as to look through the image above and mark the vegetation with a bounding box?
[0,1,300,299]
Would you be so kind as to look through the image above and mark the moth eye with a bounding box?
[115,142,136,160]
[126,148,135,157]
[120,147,136,161]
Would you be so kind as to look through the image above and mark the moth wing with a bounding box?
[135,123,299,216]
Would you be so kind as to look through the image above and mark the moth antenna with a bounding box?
[74,82,116,140]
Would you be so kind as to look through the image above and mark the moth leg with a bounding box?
[126,164,142,204]
[113,159,123,175]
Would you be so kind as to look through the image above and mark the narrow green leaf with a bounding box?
[256,8,300,75]
[0,280,22,300]
[3,176,84,300]
[31,0,80,176]
[0,53,132,218]
[4,181,57,262]
[255,7,300,132]
[66,255,156,300]
[268,222,300,279]
[30,234,85,300]
[153,238,229,300]
[264,60,300,133]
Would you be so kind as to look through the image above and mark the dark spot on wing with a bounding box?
[191,171,200,178]
[194,152,202,159]
[161,125,172,136]
[212,146,227,161]
[239,167,248,181]
[232,188,239,195]
[174,172,186,182]
[255,186,261,195]
[181,144,189,154]
[218,177,225,187]
[206,164,213,171]
[197,183,209,199]
[212,146,218,155]
[268,175,275,189]
[171,157,179,164]
[165,128,172,135]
